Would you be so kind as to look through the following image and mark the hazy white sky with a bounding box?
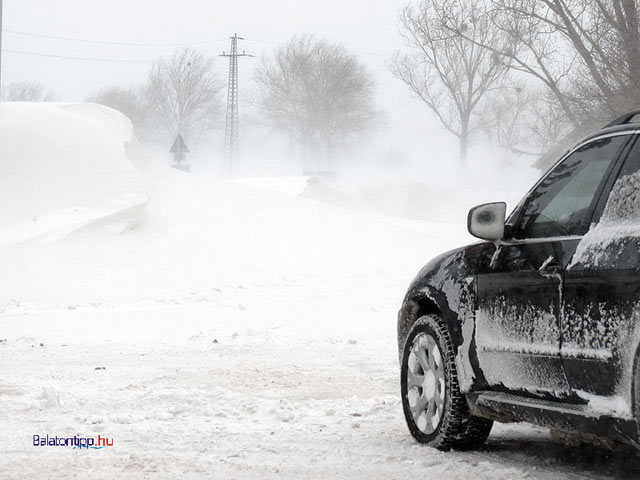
[2,0,459,164]
[3,0,397,95]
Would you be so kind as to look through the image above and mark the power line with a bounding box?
[3,28,387,69]
[2,28,226,47]
[3,28,387,59]
[244,38,280,45]
[4,48,153,63]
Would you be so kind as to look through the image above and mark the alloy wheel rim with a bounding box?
[406,333,446,434]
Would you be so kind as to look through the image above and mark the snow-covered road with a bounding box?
[1,103,638,478]
[2,282,639,479]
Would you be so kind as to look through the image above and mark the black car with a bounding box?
[398,110,640,450]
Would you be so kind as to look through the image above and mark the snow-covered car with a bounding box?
[398,110,640,450]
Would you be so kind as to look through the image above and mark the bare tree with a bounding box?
[146,48,224,145]
[255,35,378,168]
[391,0,511,162]
[470,2,580,124]
[456,0,640,159]
[525,0,640,117]
[2,81,57,102]
[86,85,150,134]
[483,82,567,158]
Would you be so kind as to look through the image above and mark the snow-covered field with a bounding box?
[0,103,638,479]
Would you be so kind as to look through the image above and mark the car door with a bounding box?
[562,133,640,398]
[476,133,631,397]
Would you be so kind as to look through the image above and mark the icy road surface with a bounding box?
[2,283,639,479]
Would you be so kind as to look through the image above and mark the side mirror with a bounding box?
[467,202,506,241]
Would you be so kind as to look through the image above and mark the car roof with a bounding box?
[581,124,639,144]
[581,110,640,144]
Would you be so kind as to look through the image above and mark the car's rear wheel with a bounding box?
[401,314,493,450]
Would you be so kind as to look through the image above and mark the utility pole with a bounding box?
[219,34,253,177]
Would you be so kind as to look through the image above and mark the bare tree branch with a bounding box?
[391,0,511,162]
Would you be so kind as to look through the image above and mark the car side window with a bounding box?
[514,135,628,239]
[593,135,640,225]
[616,135,640,179]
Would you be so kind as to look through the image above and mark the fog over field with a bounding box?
[2,1,640,479]
[1,0,538,182]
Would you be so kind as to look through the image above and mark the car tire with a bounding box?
[401,314,493,450]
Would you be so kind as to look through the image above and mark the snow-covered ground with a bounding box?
[0,103,637,479]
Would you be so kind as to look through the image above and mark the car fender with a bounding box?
[398,243,491,392]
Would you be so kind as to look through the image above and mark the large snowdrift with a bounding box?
[0,102,469,309]
[0,102,150,246]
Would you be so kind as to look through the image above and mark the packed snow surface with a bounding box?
[0,103,637,478]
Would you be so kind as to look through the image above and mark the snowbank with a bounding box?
[0,102,150,246]
[235,175,363,210]
[0,103,467,307]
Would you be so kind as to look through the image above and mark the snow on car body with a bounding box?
[398,110,640,450]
